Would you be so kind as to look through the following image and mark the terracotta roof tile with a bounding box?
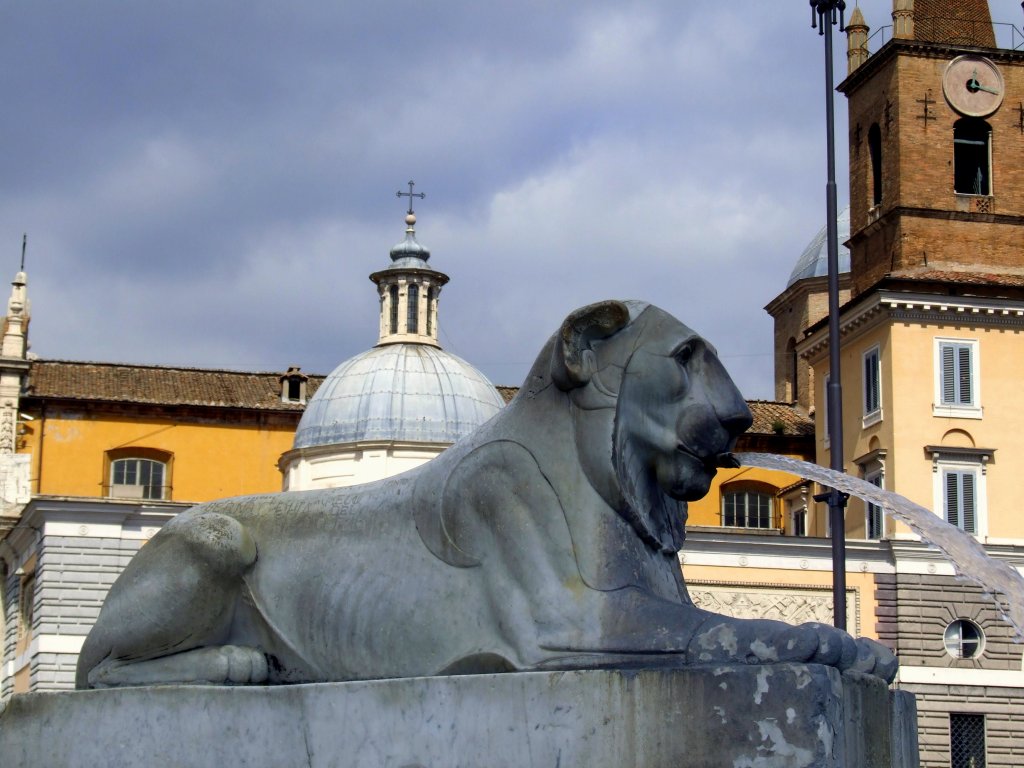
[483,388,813,437]
[26,360,326,411]
[889,269,1024,288]
[25,363,813,438]
[495,386,518,404]
[745,401,814,436]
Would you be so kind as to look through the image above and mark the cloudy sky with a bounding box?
[3,1,1023,399]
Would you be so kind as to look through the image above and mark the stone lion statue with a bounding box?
[76,300,897,688]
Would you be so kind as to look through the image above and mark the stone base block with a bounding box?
[0,664,917,768]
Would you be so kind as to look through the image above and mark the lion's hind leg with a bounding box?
[87,645,268,687]
[76,511,263,689]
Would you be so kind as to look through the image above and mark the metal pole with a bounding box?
[811,0,848,631]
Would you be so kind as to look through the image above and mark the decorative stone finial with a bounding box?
[846,6,869,74]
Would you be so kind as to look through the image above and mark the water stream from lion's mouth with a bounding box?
[737,452,1024,640]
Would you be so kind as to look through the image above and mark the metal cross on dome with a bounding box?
[396,180,426,215]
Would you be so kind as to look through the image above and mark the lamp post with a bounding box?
[809,0,848,632]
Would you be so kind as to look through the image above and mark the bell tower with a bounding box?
[839,0,1024,297]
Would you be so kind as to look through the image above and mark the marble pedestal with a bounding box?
[0,664,917,768]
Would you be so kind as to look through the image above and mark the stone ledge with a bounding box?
[0,664,917,768]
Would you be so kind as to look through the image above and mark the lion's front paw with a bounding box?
[795,623,898,683]
[687,618,818,666]
[687,618,898,684]
[851,636,898,682]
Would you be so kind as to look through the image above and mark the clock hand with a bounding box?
[974,83,1000,95]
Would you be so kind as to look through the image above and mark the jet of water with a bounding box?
[737,452,1024,641]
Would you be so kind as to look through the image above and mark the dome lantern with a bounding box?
[369,182,449,347]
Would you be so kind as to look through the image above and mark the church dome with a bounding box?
[786,205,851,287]
[293,343,504,448]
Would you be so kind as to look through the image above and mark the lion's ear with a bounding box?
[551,300,631,390]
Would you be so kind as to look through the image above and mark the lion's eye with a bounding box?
[675,344,694,366]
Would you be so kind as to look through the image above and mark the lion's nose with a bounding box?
[718,407,753,439]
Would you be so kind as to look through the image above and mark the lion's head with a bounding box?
[541,300,752,554]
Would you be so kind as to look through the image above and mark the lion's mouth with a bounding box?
[715,452,741,469]
[677,446,741,471]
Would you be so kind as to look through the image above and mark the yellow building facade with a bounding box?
[19,362,321,504]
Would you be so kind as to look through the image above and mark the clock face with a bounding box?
[942,55,1004,117]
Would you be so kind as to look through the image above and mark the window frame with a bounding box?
[864,470,885,540]
[425,286,434,336]
[949,712,987,768]
[721,485,776,530]
[934,338,981,419]
[388,284,399,334]
[868,122,883,207]
[953,117,993,196]
[855,447,887,541]
[943,619,985,660]
[931,457,987,538]
[862,345,882,427]
[407,283,419,334]
[943,467,978,535]
[106,448,173,501]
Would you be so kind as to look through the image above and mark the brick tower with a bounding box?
[839,0,1024,297]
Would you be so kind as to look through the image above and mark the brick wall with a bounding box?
[845,44,1024,297]
[913,0,996,47]
[768,277,851,411]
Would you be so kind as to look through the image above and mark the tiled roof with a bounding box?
[746,401,814,437]
[23,363,814,438]
[889,269,1024,288]
[25,360,326,411]
[495,386,518,404]
[482,387,813,438]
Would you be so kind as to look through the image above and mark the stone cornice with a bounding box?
[849,206,1024,245]
[799,290,1024,360]
[839,38,1024,96]
[763,274,851,318]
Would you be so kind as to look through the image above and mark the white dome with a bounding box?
[787,206,851,287]
[294,344,504,448]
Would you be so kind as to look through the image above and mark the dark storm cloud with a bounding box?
[3,1,1022,397]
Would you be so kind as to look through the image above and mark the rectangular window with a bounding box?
[953,119,991,196]
[407,283,419,334]
[941,343,972,405]
[865,472,884,540]
[935,339,981,418]
[944,469,977,534]
[110,458,167,500]
[722,491,773,529]
[949,713,986,768]
[863,346,881,425]
[792,508,807,537]
[389,285,399,334]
